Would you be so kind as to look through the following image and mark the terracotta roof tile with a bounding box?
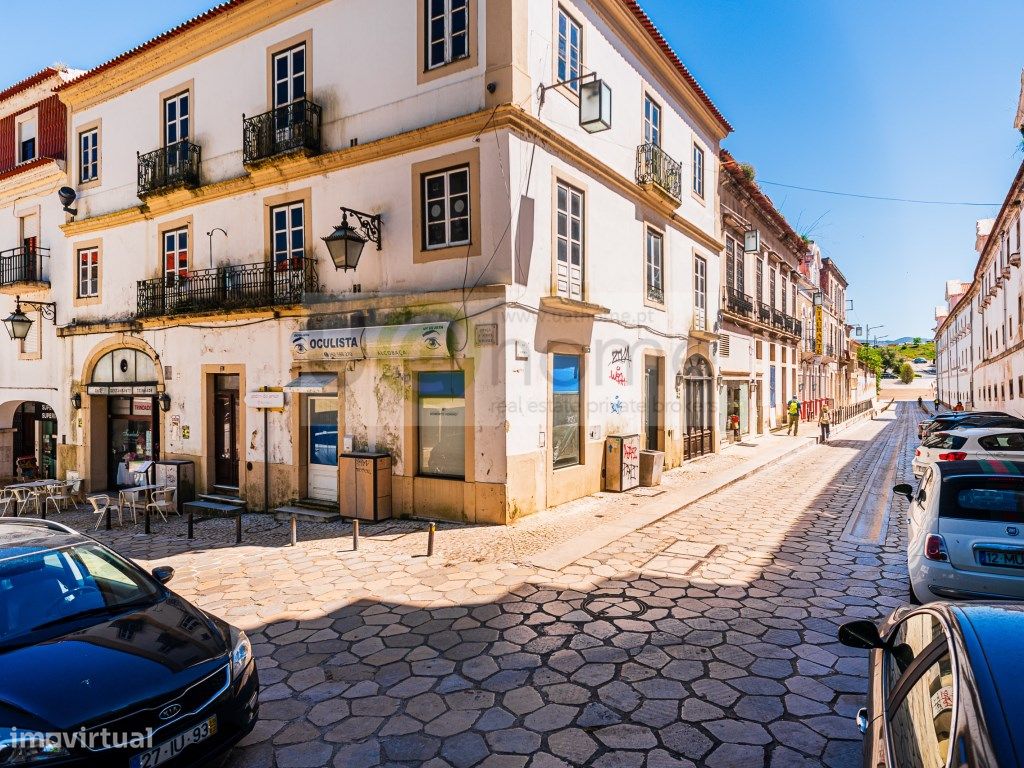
[720,148,808,256]
[619,0,731,133]
[0,67,62,105]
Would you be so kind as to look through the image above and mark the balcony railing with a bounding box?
[636,143,682,201]
[243,100,322,165]
[0,246,49,290]
[137,141,201,197]
[723,287,754,318]
[758,302,772,325]
[646,283,664,304]
[136,257,318,318]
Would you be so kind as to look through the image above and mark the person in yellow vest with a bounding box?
[786,396,801,435]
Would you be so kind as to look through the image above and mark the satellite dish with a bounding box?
[57,186,77,216]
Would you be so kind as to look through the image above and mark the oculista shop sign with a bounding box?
[290,322,451,361]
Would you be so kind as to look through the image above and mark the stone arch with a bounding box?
[80,335,166,392]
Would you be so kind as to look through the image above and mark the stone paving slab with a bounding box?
[15,404,919,768]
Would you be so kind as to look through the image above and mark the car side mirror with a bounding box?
[838,619,883,650]
[152,565,175,584]
[892,483,913,501]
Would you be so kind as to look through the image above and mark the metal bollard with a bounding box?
[352,519,360,551]
[290,514,297,546]
[40,503,46,521]
[427,522,436,557]
[106,506,112,531]
[187,510,194,539]
[235,514,242,544]
[145,507,151,534]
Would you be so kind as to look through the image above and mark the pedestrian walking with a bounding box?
[954,401,965,412]
[786,396,801,436]
[934,397,941,412]
[818,404,832,443]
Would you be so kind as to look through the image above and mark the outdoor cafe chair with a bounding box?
[0,488,15,517]
[65,472,87,506]
[45,482,74,515]
[9,487,35,516]
[88,495,125,529]
[145,488,178,523]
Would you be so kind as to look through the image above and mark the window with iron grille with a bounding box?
[79,129,99,183]
[725,236,744,293]
[557,7,582,92]
[645,228,663,303]
[426,0,469,70]
[163,228,188,286]
[78,247,99,298]
[271,202,305,268]
[423,166,471,249]
[643,94,661,146]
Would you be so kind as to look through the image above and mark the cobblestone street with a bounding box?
[72,405,918,768]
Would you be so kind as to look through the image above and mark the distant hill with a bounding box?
[874,336,919,345]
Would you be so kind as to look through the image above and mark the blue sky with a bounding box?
[3,1,1023,339]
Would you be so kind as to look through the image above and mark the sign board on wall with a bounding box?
[290,322,450,362]
[86,385,158,396]
[244,391,286,409]
[814,305,824,355]
[132,398,153,417]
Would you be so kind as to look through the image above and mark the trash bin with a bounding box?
[340,451,392,521]
[639,450,664,487]
[605,435,640,492]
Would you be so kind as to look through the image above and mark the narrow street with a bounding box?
[67,404,920,768]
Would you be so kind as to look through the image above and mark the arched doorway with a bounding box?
[682,355,713,459]
[85,347,161,489]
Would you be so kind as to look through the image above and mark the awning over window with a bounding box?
[283,373,338,394]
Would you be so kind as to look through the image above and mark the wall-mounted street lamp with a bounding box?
[538,72,613,133]
[207,227,227,269]
[743,228,760,253]
[71,392,82,410]
[159,393,172,412]
[3,296,56,341]
[322,207,382,272]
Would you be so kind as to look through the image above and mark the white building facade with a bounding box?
[42,0,730,522]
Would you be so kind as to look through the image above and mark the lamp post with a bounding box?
[322,207,382,272]
[3,296,56,342]
[206,227,227,269]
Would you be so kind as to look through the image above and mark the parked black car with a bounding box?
[839,602,1024,767]
[0,519,258,767]
[918,412,1018,440]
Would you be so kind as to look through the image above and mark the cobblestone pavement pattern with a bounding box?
[66,405,919,767]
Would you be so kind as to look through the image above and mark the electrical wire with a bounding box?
[757,180,1001,207]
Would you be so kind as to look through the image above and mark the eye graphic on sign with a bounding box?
[292,336,307,354]
[423,330,441,350]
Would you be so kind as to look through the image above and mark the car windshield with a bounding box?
[940,477,1024,523]
[0,541,162,649]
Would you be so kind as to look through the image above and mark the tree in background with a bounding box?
[857,345,882,376]
[899,362,915,384]
[913,337,922,345]
[879,346,901,372]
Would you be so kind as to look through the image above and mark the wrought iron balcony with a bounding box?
[758,302,772,325]
[723,287,754,318]
[0,246,49,293]
[646,283,664,304]
[136,257,318,318]
[771,307,786,329]
[636,143,682,201]
[137,141,201,197]
[243,100,322,166]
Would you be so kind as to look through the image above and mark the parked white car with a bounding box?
[894,460,1024,603]
[912,427,1024,478]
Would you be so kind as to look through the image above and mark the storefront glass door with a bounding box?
[307,396,338,501]
[108,397,157,488]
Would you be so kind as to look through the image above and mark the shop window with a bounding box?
[552,353,581,468]
[418,371,466,479]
